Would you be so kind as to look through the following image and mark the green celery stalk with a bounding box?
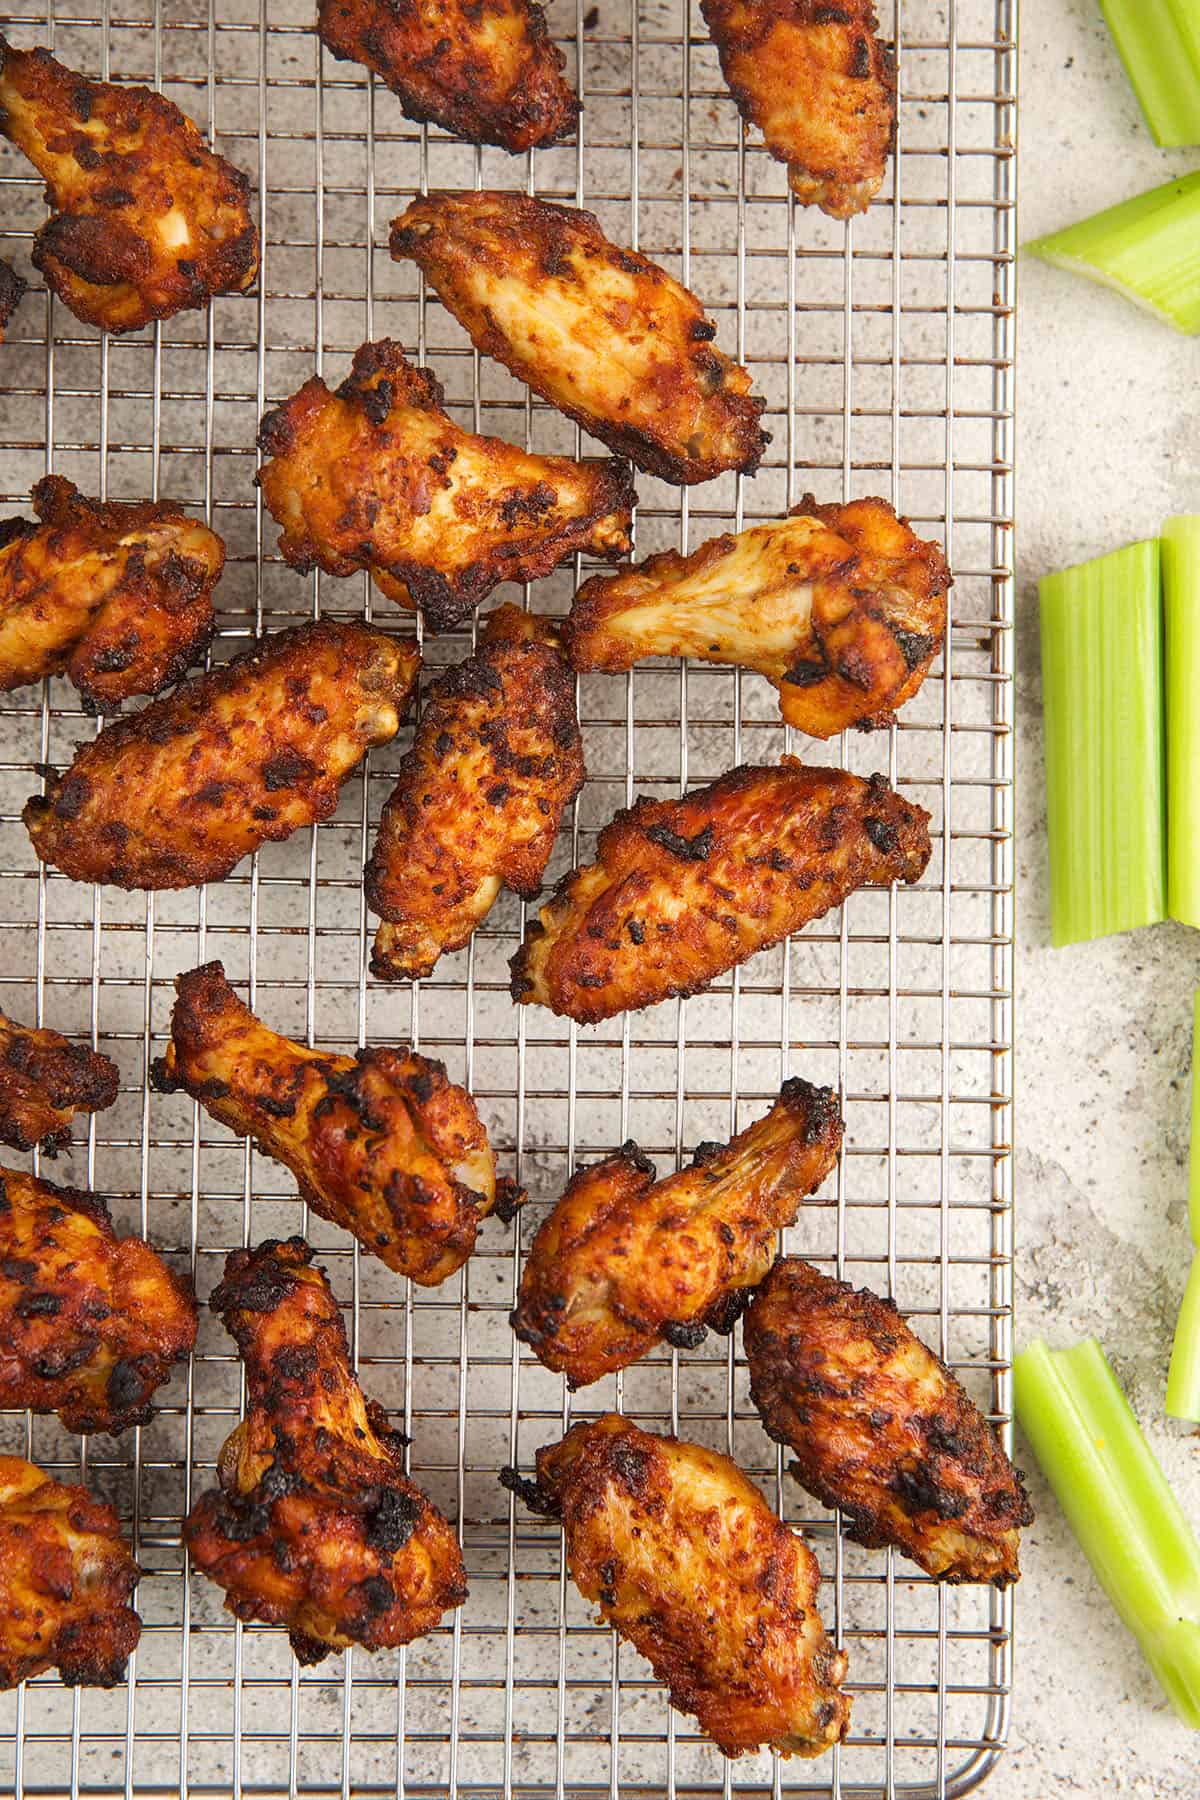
[1026,171,1200,334]
[1039,540,1165,946]
[1167,1250,1200,1423]
[1013,1337,1200,1727]
[1099,0,1200,147]
[1165,517,1200,925]
[1192,987,1200,1244]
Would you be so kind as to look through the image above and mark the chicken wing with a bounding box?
[0,257,25,341]
[257,339,634,633]
[391,191,767,486]
[503,1415,849,1757]
[743,1257,1034,1584]
[0,37,257,334]
[0,1006,118,1154]
[700,0,895,220]
[565,497,950,737]
[512,1078,842,1387]
[0,475,223,713]
[317,0,577,151]
[0,1164,196,1433]
[185,1237,468,1663]
[0,1456,140,1688]
[23,619,418,889]
[152,962,521,1285]
[510,757,931,1023]
[365,604,585,981]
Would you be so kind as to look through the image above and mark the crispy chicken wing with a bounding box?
[0,37,257,334]
[511,757,931,1023]
[153,962,521,1285]
[0,1456,140,1688]
[512,1078,842,1386]
[0,257,25,341]
[0,1007,118,1154]
[365,604,585,981]
[185,1238,468,1662]
[257,339,634,633]
[317,0,577,151]
[0,1165,196,1434]
[0,475,222,713]
[701,0,895,219]
[504,1415,850,1757]
[391,192,767,486]
[744,1257,1033,1584]
[23,619,418,889]
[565,497,950,737]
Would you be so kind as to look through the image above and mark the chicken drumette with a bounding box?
[0,1006,118,1154]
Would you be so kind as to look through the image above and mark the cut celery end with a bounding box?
[1165,517,1200,926]
[1039,539,1165,946]
[1167,1251,1200,1423]
[1026,171,1200,334]
[1099,0,1200,146]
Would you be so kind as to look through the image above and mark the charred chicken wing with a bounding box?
[23,619,418,890]
[504,1415,850,1757]
[743,1257,1033,1584]
[391,191,767,486]
[366,604,585,981]
[0,1007,118,1154]
[565,496,950,737]
[0,36,257,334]
[185,1238,468,1662]
[512,1078,842,1386]
[257,339,634,633]
[511,757,931,1023]
[0,257,25,341]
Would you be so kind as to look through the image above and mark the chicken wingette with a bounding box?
[23,619,418,889]
[0,36,257,334]
[503,1415,850,1757]
[391,191,767,486]
[512,1078,842,1386]
[185,1238,468,1663]
[511,757,931,1023]
[743,1257,1034,1585]
[152,962,521,1285]
[257,339,635,632]
[0,257,25,341]
[565,496,951,737]
[365,604,585,981]
[0,1006,118,1154]
[0,476,223,712]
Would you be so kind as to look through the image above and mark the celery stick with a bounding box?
[1099,0,1200,146]
[1039,540,1165,946]
[1165,517,1200,925]
[1192,988,1200,1245]
[1014,1337,1200,1727]
[1026,171,1200,334]
[1167,1251,1200,1423]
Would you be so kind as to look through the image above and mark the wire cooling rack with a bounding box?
[0,0,1017,1792]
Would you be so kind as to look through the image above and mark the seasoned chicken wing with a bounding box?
[504,1415,850,1757]
[0,1165,196,1434]
[0,37,257,334]
[153,962,521,1285]
[366,604,585,981]
[257,339,634,633]
[701,0,895,219]
[0,1007,118,1154]
[744,1257,1034,1584]
[0,257,25,341]
[0,475,223,712]
[511,757,931,1023]
[185,1238,468,1663]
[0,1456,140,1688]
[565,497,950,737]
[391,191,767,486]
[23,619,418,889]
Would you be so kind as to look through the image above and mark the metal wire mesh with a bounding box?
[0,0,1017,1790]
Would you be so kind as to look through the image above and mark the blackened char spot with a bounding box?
[364,1486,421,1554]
[262,747,315,792]
[893,628,934,671]
[864,815,898,855]
[106,1359,147,1415]
[52,773,89,820]
[646,821,713,861]
[608,1441,652,1494]
[14,1290,63,1319]
[661,1318,707,1350]
[782,658,827,687]
[498,1465,553,1514]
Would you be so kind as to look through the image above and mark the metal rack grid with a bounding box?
[0,0,1017,1791]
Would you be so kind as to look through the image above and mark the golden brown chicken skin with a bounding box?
[565,497,951,737]
[318,0,577,151]
[0,1456,140,1688]
[701,0,895,219]
[0,256,25,341]
[511,757,931,1023]
[512,1079,842,1387]
[504,1415,850,1757]
[744,1258,1033,1585]
[366,604,585,981]
[153,962,521,1285]
[257,339,634,633]
[23,619,418,890]
[0,475,223,713]
[391,192,767,486]
[0,1165,197,1434]
[0,1007,118,1155]
[0,37,258,334]
[185,1238,468,1663]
